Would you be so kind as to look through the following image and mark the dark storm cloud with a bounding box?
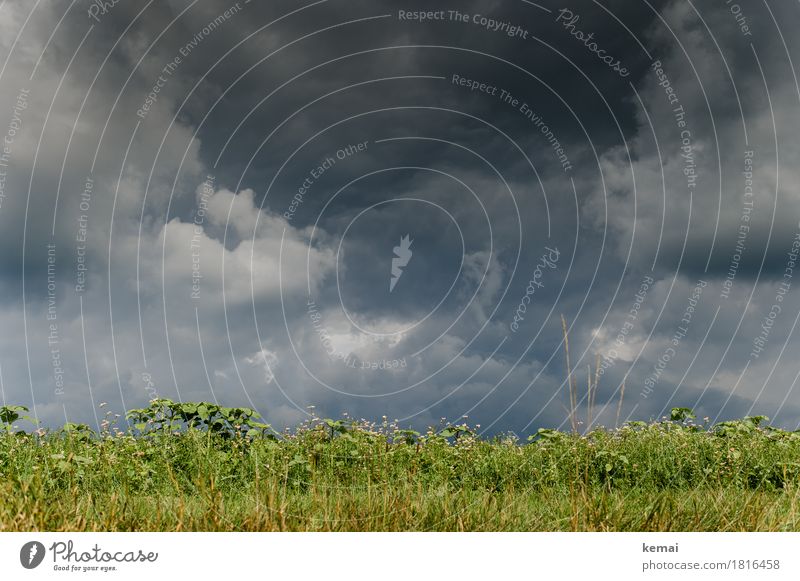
[152,0,671,197]
[0,0,799,435]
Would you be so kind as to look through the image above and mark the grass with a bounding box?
[2,403,800,531]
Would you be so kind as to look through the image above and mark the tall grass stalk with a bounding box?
[561,315,578,433]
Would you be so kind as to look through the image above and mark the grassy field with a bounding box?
[2,401,800,531]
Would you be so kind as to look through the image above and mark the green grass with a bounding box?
[2,403,800,531]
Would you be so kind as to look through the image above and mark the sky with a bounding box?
[0,0,799,436]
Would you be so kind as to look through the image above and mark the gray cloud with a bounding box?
[0,0,799,436]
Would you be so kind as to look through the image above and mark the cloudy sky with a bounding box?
[1,0,799,435]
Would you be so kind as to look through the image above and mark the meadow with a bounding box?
[2,400,800,531]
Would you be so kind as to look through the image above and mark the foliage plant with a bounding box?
[3,402,800,531]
